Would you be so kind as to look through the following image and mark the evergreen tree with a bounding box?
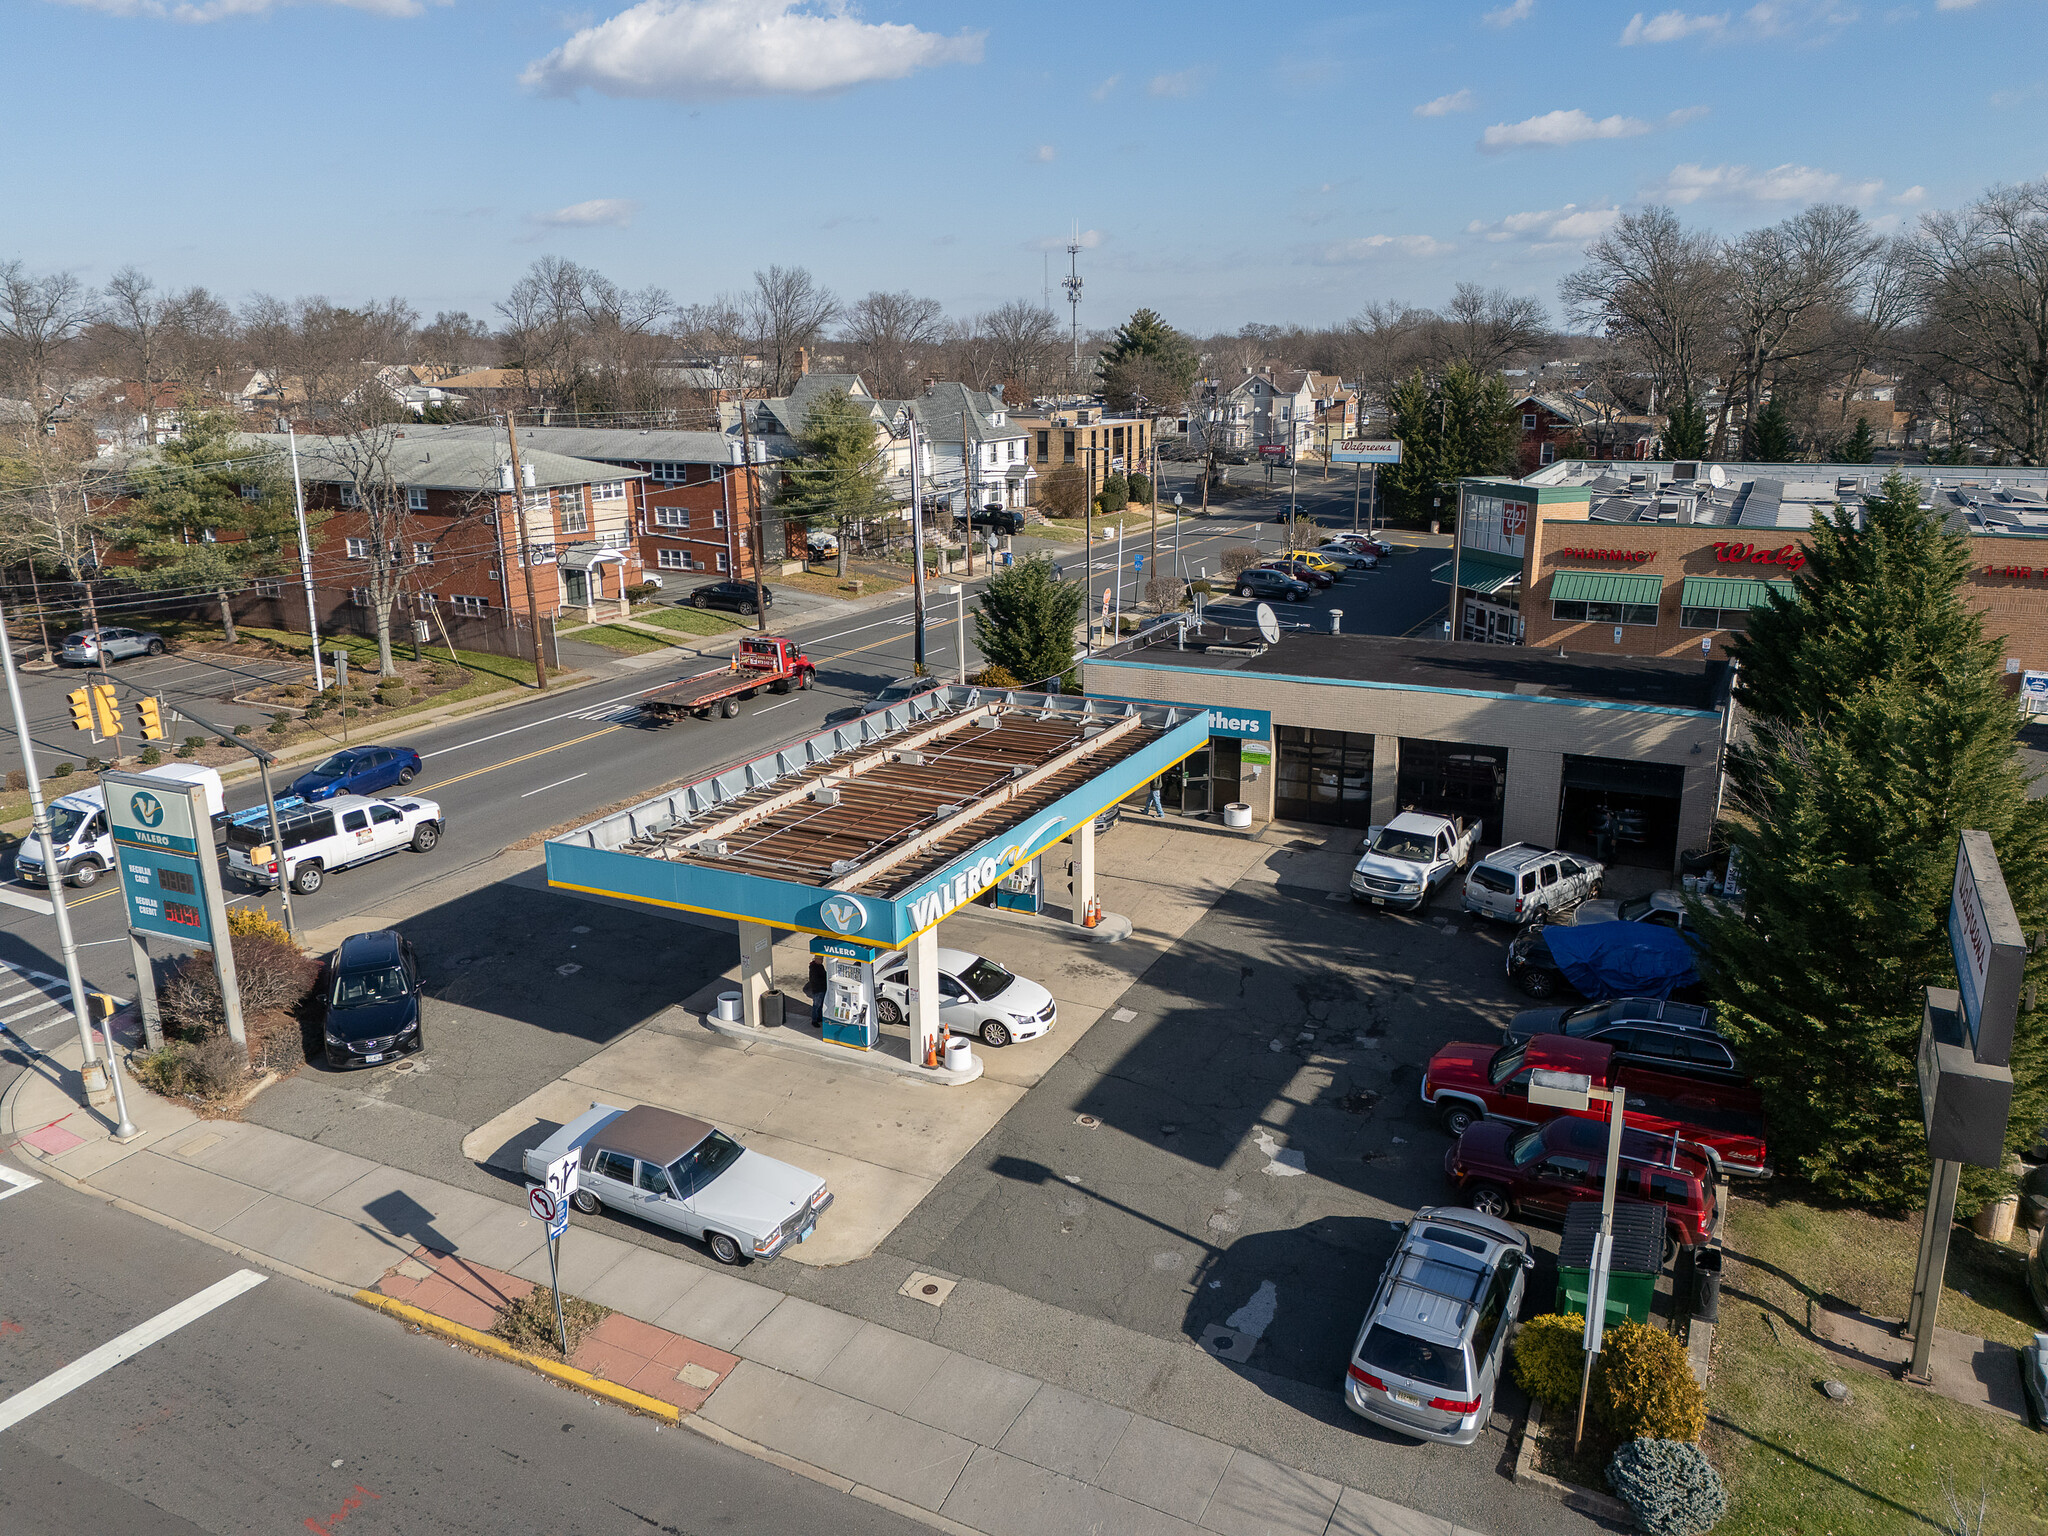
[1663,395,1709,459]
[774,389,892,576]
[1744,395,1798,461]
[1098,309,1197,413]
[117,407,301,644]
[1698,473,2048,1209]
[974,555,1082,692]
[1833,415,1876,463]
[1380,363,1519,515]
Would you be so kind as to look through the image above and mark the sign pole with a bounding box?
[548,1227,568,1356]
[1352,464,1362,532]
[129,929,163,1051]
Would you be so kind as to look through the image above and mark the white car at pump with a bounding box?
[872,947,1057,1048]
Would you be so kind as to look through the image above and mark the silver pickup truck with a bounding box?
[1350,812,1476,911]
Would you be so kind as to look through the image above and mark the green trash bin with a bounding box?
[1554,1201,1664,1328]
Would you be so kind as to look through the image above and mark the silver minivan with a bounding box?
[1463,843,1602,924]
[1344,1208,1529,1445]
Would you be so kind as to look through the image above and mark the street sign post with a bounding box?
[528,1185,557,1223]
[527,1182,571,1355]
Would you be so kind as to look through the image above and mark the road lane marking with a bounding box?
[0,1268,266,1433]
[413,724,622,794]
[0,1163,39,1201]
[519,774,589,798]
[421,686,669,758]
[755,700,792,712]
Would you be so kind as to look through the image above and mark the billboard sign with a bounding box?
[1258,445,1287,460]
[1331,438,1403,465]
[1947,830,2024,1065]
[105,772,220,947]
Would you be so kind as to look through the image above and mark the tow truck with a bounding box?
[641,635,817,723]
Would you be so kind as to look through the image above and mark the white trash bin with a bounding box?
[1222,802,1253,829]
[943,1037,975,1073]
[713,991,742,1022]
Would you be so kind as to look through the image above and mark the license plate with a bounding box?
[1389,1388,1421,1407]
[362,1053,384,1064]
[1371,898,1384,906]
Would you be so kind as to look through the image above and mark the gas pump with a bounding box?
[993,852,1041,913]
[811,935,878,1050]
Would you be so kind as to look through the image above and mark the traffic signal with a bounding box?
[137,696,164,741]
[66,687,93,733]
[91,684,121,736]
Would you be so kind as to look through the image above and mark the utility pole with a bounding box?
[962,419,976,578]
[907,412,928,674]
[1446,479,1466,642]
[288,428,324,692]
[739,406,767,630]
[503,411,550,691]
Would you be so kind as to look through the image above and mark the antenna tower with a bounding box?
[1062,225,1084,380]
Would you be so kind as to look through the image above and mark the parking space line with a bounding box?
[0,1269,267,1433]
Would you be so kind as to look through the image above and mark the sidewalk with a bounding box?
[6,1024,1492,1536]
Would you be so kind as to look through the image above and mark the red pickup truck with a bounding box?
[641,635,815,722]
[1422,1034,1769,1180]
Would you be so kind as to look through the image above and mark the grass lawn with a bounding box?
[629,605,750,637]
[777,566,907,599]
[233,625,558,698]
[1705,1191,2048,1535]
[559,622,688,655]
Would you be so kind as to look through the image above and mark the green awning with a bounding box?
[1430,548,1524,595]
[1679,576,1795,610]
[1549,569,1664,605]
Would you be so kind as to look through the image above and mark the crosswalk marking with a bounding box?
[0,960,82,1041]
[567,704,643,723]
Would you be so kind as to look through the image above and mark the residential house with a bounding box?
[1516,392,1662,474]
[908,382,1032,514]
[1193,368,1317,458]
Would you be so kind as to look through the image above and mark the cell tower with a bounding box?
[1062,224,1084,380]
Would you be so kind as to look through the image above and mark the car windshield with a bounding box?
[332,965,409,1008]
[1370,829,1435,862]
[48,803,92,845]
[957,958,1013,999]
[675,1129,745,1190]
[310,753,356,776]
[1509,1128,1549,1166]
[1488,1043,1528,1087]
[1357,1324,1470,1392]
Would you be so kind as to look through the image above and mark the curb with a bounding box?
[1510,1397,1637,1525]
[683,1418,984,1536]
[351,1289,682,1425]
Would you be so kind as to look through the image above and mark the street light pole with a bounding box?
[907,412,928,674]
[288,428,324,693]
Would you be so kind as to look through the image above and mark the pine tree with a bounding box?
[1664,395,1709,459]
[1098,309,1196,413]
[117,407,301,643]
[1698,473,2048,1208]
[973,555,1082,692]
[1744,395,1798,461]
[1834,415,1876,463]
[774,389,892,576]
[1380,364,1518,514]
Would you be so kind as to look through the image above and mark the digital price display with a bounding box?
[164,901,203,928]
[106,775,219,947]
[157,867,196,896]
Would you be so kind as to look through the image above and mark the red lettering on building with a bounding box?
[1983,564,2046,581]
[1553,547,1655,563]
[1711,541,1807,571]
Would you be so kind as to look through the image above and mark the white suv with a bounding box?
[225,793,444,895]
[1462,843,1601,924]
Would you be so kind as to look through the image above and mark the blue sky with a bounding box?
[7,0,2045,335]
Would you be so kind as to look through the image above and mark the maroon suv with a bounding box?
[1443,1114,1717,1255]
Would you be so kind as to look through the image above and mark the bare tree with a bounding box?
[1430,283,1549,373]
[415,311,498,373]
[309,408,419,677]
[498,257,590,410]
[979,299,1061,398]
[1910,178,2048,464]
[746,266,840,394]
[237,294,415,425]
[1337,302,1438,418]
[841,290,945,399]
[0,262,98,432]
[1560,207,1727,413]
[939,316,1003,394]
[94,268,236,440]
[576,269,676,417]
[0,421,122,657]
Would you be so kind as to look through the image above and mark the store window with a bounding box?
[1680,606,1750,629]
[1276,727,1375,828]
[1552,599,1657,626]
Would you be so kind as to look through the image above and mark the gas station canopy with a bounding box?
[546,687,1213,949]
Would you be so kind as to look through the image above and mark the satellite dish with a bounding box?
[1255,603,1281,644]
[1708,464,1727,488]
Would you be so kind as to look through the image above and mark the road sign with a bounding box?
[549,1202,569,1241]
[527,1185,558,1224]
[542,1149,580,1201]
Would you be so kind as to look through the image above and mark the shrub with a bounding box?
[183,735,206,751]
[139,746,162,765]
[5,769,24,792]
[175,740,196,758]
[1129,472,1153,505]
[1093,492,1111,514]
[1220,546,1260,577]
[375,680,410,707]
[491,1287,609,1360]
[133,1032,246,1102]
[340,706,359,719]
[281,684,306,701]
[51,762,72,778]
[234,723,252,735]
[226,907,292,944]
[84,757,105,772]
[1101,473,1129,511]
[968,663,1023,688]
[1189,579,1215,594]
[1511,1313,1588,1408]
[1606,1439,1728,1536]
[1593,1319,1706,1442]
[160,930,320,1039]
[624,581,661,601]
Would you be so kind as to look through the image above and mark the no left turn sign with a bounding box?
[528,1185,558,1224]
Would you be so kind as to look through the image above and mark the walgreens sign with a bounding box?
[1712,541,1807,570]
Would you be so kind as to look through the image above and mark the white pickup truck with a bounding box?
[224,792,443,895]
[1349,812,1476,911]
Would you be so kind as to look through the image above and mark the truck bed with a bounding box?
[643,665,771,712]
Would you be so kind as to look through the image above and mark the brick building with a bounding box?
[1012,405,1155,504]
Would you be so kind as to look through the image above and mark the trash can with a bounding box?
[943,1037,974,1073]
[1693,1245,1723,1324]
[713,991,742,1022]
[760,991,785,1029]
[1222,803,1253,829]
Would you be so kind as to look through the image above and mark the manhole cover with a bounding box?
[389,1060,419,1074]
[1076,1114,1100,1128]
[921,1283,939,1296]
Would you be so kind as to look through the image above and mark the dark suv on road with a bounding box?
[1233,566,1311,603]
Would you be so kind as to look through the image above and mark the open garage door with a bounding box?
[1559,755,1684,871]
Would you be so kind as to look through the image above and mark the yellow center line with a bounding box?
[413,723,624,795]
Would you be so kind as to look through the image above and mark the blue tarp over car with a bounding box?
[1543,921,1700,1000]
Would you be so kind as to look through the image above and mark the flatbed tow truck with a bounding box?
[641,634,816,722]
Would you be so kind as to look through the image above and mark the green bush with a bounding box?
[1102,473,1129,511]
[132,1033,245,1102]
[969,664,1022,688]
[6,769,26,792]
[624,581,661,602]
[1511,1312,1587,1408]
[183,735,206,751]
[1606,1439,1728,1536]
[1128,472,1153,505]
[491,1287,609,1360]
[1593,1319,1706,1442]
[374,680,411,707]
[84,757,105,772]
[267,713,292,735]
[139,746,162,765]
[51,762,72,778]
[174,740,196,758]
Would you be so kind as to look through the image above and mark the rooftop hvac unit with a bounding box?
[695,839,730,858]
[810,786,839,806]
[892,750,926,767]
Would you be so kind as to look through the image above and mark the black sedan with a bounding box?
[691,580,773,615]
[321,929,425,1069]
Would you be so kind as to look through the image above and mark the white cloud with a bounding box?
[1482,0,1535,26]
[1314,235,1457,264]
[1650,160,1885,204]
[1033,144,1056,162]
[1090,75,1120,101]
[1891,184,1927,204]
[1467,202,1623,244]
[1148,67,1202,98]
[1028,229,1103,252]
[51,0,425,17]
[1619,9,1730,43]
[533,198,639,227]
[1482,108,1652,150]
[1665,104,1712,124]
[1415,88,1475,117]
[522,0,984,101]
[1935,0,1983,8]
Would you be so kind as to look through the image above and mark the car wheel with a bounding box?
[570,1190,601,1215]
[410,823,440,853]
[796,670,812,690]
[398,765,416,785]
[1439,1102,1478,1138]
[1518,969,1557,999]
[706,1231,746,1266]
[693,595,710,608]
[147,640,166,656]
[1237,586,1254,598]
[719,697,740,718]
[67,861,100,889]
[979,1019,1011,1048]
[1587,878,1603,898]
[1467,1183,1511,1220]
[1665,1228,1682,1265]
[876,997,903,1026]
[292,863,324,895]
[739,601,756,615]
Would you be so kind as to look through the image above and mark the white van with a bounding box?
[15,764,225,888]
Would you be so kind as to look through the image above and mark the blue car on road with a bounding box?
[285,745,422,801]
